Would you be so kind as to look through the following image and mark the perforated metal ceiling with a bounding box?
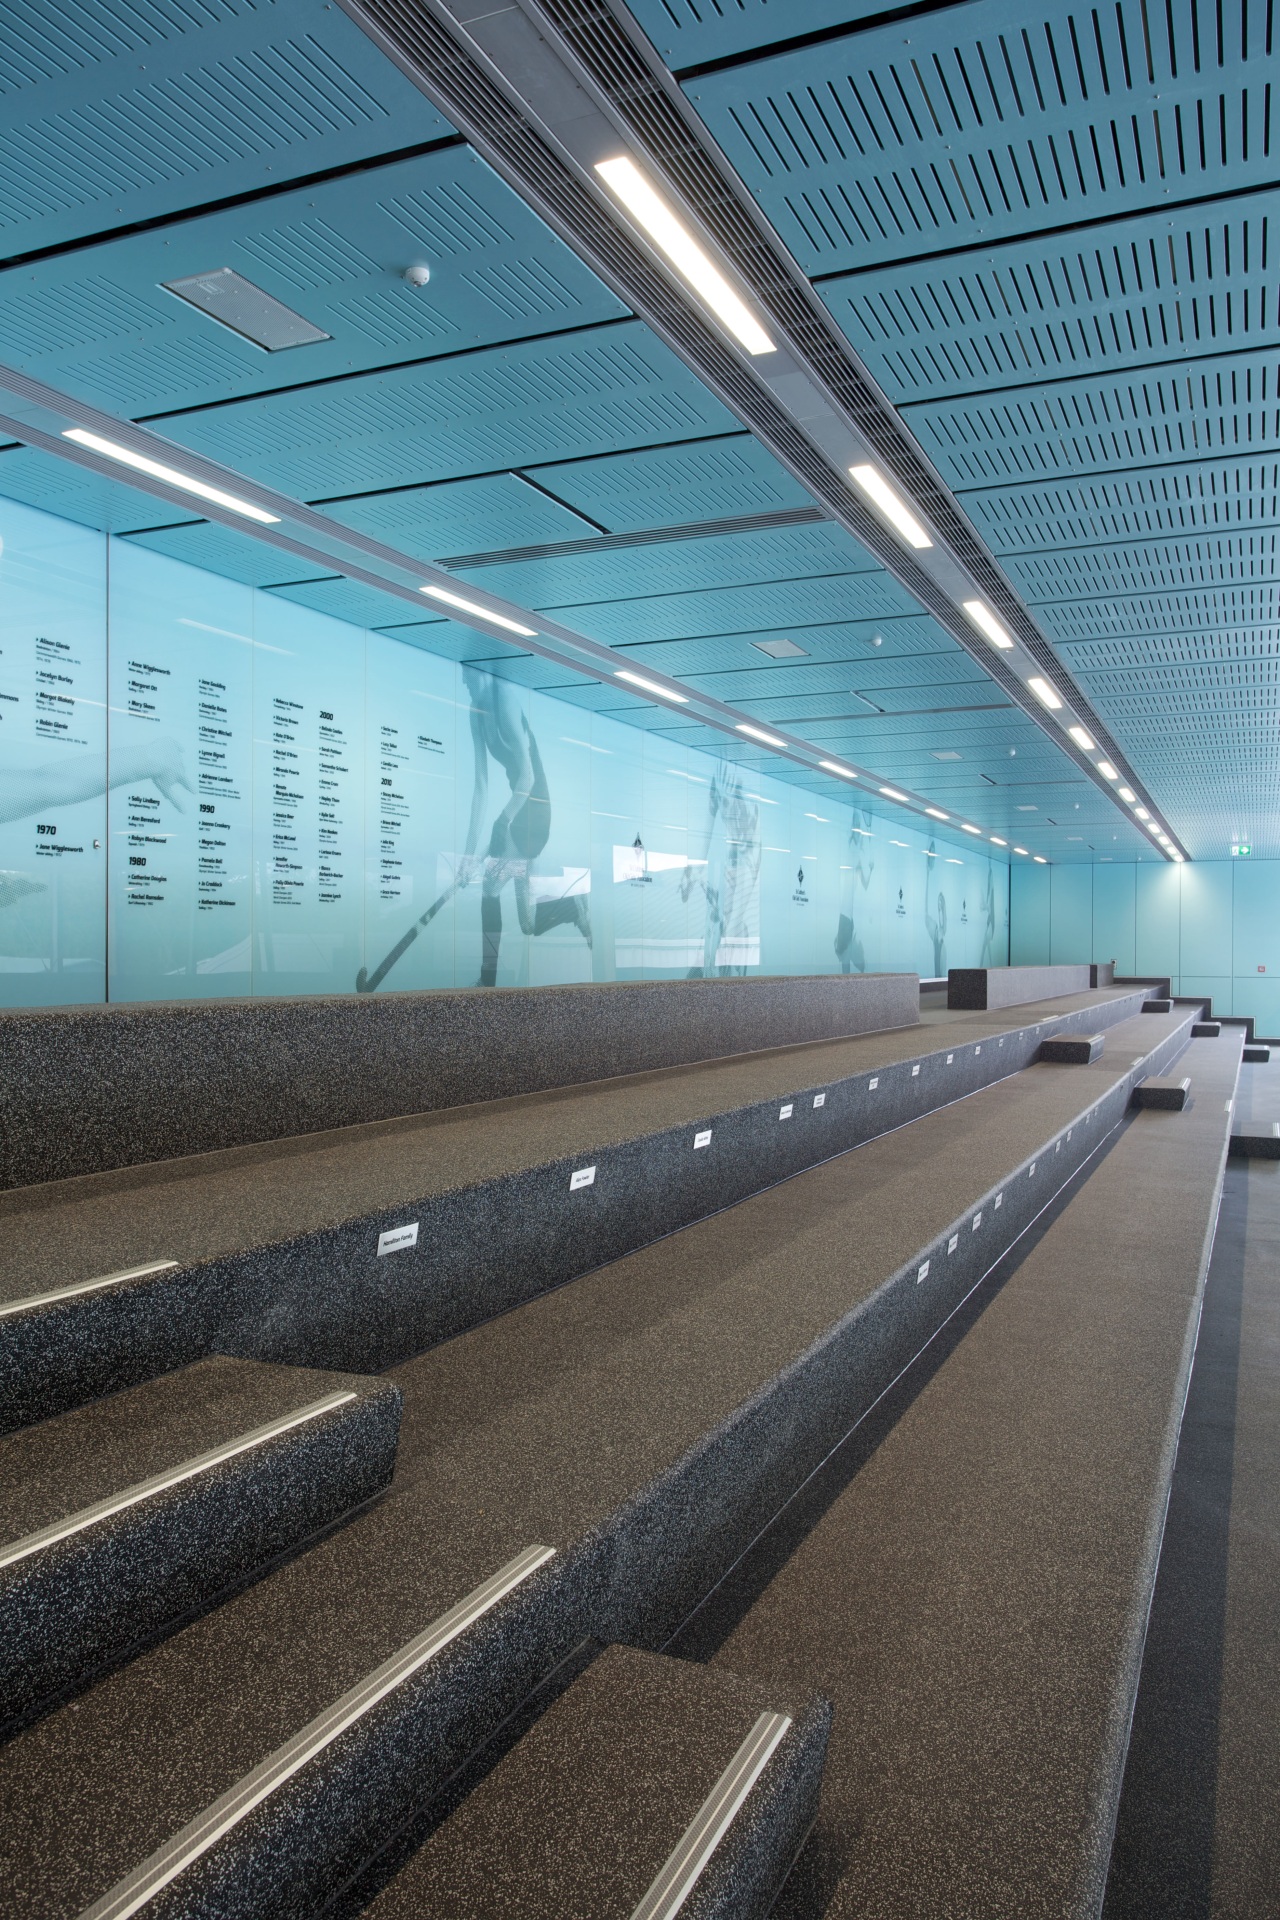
[2,0,1270,858]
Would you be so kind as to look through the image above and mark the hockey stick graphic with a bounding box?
[356,877,461,993]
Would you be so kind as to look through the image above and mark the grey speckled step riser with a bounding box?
[0,974,919,1191]
[116,1015,1197,1920]
[0,1382,401,1734]
[0,989,1153,1432]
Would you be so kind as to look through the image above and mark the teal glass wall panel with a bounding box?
[1135,867,1182,979]
[1091,866,1136,975]
[1009,865,1051,964]
[1180,864,1235,978]
[0,491,1010,1008]
[1049,866,1093,966]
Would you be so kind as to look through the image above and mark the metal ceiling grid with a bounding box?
[604,614,962,678]
[264,572,448,628]
[0,436,197,528]
[963,458,1280,552]
[450,519,883,607]
[821,193,1280,405]
[0,150,626,416]
[1006,530,1280,601]
[0,0,453,259]
[123,517,323,586]
[685,0,1277,278]
[323,472,597,555]
[1043,583,1280,642]
[530,435,813,529]
[153,321,738,496]
[696,652,993,706]
[906,349,1280,490]
[623,0,886,67]
[546,567,920,647]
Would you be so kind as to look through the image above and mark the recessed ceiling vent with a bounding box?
[753,638,808,659]
[162,269,331,351]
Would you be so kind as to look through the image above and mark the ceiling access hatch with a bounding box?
[163,269,331,351]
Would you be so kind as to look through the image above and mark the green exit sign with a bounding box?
[1232,843,1252,857]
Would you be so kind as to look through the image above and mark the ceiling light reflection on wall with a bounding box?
[615,669,688,703]
[62,428,281,523]
[848,466,932,548]
[1067,726,1095,750]
[594,158,774,356]
[1026,676,1063,711]
[737,723,787,747]
[961,600,1014,649]
[421,585,537,636]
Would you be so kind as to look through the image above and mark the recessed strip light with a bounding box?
[594,157,774,356]
[615,669,688,704]
[62,428,280,524]
[736,723,787,748]
[925,807,949,820]
[879,786,908,802]
[1014,846,1029,856]
[1118,787,1137,804]
[1172,852,1185,862]
[1033,855,1048,864]
[1067,725,1096,750]
[960,823,981,835]
[848,465,932,548]
[1134,806,1151,820]
[819,760,856,779]
[421,585,537,637]
[1026,676,1064,711]
[990,836,1008,846]
[961,600,1014,649]
[1098,762,1119,780]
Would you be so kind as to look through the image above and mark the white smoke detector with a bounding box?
[402,264,431,288]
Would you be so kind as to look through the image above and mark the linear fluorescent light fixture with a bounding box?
[990,836,1008,846]
[819,760,856,779]
[879,785,908,802]
[615,669,687,703]
[421,585,536,637]
[925,807,949,820]
[62,428,280,523]
[1098,762,1119,780]
[1067,726,1096,750]
[1033,855,1048,864]
[1118,787,1137,804]
[595,157,774,356]
[737,723,787,747]
[1026,676,1064,712]
[960,823,981,835]
[962,600,1014,649]
[1014,846,1029,856]
[848,466,932,548]
[1134,806,1151,820]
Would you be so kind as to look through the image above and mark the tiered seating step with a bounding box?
[0,1357,398,1732]
[1229,1055,1280,1159]
[0,1001,1199,1920]
[671,1026,1243,1919]
[365,1645,828,1920]
[0,985,1153,1431]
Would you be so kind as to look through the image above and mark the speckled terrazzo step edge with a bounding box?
[0,988,1155,1433]
[0,974,920,1191]
[25,1011,1201,1920]
[0,1357,400,1734]
[361,1645,828,1920]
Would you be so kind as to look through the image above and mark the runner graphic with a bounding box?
[459,664,591,987]
[681,759,761,975]
[925,841,948,976]
[834,808,875,973]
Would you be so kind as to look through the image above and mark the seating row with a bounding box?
[0,994,1211,1919]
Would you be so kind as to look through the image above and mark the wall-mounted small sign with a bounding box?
[377,1223,419,1257]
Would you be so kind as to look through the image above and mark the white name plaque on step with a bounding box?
[813,1092,826,1108]
[911,1064,920,1076]
[868,1077,879,1090]
[377,1223,419,1257]
[917,1260,930,1284]
[779,1104,793,1119]
[570,1166,597,1191]
[948,1234,959,1254]
[694,1130,712,1150]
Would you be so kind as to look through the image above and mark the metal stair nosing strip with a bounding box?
[0,1390,359,1575]
[629,1709,792,1920]
[0,1262,179,1321]
[75,1544,557,1920]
